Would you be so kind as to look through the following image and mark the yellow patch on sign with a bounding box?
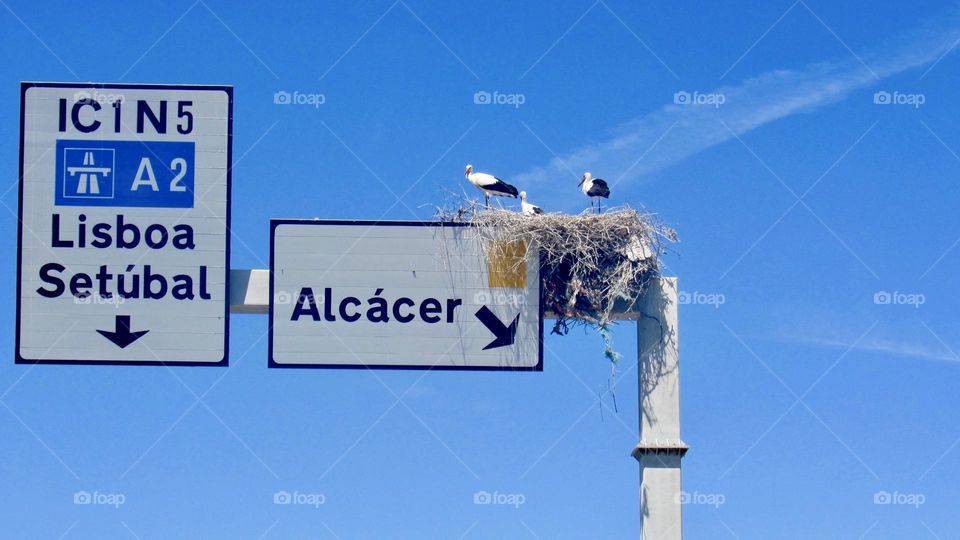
[487,240,527,288]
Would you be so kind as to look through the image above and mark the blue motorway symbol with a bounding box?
[55,139,195,208]
[61,147,115,199]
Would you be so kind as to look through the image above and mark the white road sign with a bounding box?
[17,82,232,365]
[269,220,542,370]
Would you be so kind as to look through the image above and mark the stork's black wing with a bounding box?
[488,177,519,197]
[587,178,610,198]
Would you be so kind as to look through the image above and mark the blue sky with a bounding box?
[2,0,960,538]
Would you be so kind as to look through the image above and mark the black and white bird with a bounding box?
[519,191,544,215]
[579,171,610,213]
[465,164,519,208]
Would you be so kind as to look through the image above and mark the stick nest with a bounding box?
[436,199,677,347]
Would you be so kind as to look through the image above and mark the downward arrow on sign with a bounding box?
[475,306,520,350]
[96,315,149,349]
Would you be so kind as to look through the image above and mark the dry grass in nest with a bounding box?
[436,198,677,361]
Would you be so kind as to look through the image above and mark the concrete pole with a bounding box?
[633,278,686,539]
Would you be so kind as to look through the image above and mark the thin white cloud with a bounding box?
[794,335,959,364]
[514,7,960,198]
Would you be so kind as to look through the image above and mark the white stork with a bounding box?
[519,191,544,215]
[579,172,610,213]
[465,164,518,208]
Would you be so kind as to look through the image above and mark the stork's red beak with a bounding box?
[578,177,585,186]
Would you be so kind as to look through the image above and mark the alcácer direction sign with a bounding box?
[269,220,542,370]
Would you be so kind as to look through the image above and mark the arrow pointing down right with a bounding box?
[475,306,520,350]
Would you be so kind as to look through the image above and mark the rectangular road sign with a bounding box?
[269,220,542,370]
[17,82,232,365]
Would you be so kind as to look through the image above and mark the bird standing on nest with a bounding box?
[519,191,544,215]
[465,164,518,208]
[579,172,610,214]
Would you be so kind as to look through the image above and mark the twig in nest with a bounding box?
[435,197,677,362]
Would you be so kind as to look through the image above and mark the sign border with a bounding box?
[15,82,233,367]
[268,219,544,371]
